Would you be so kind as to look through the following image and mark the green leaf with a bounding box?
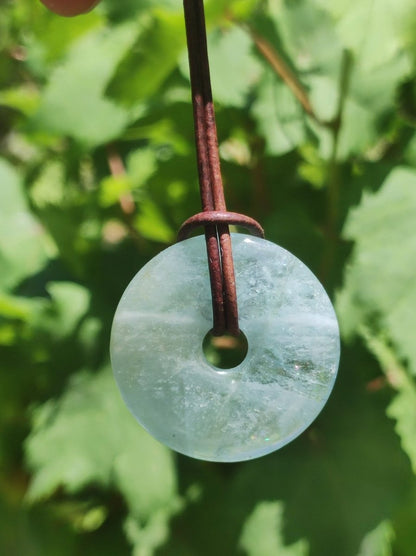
[29,23,138,147]
[23,6,103,73]
[0,293,40,321]
[356,520,394,556]
[239,501,308,556]
[323,0,414,70]
[276,0,343,73]
[127,147,158,188]
[0,158,49,291]
[29,160,101,276]
[254,1,411,159]
[0,86,40,116]
[335,53,411,159]
[124,510,174,556]
[205,27,262,108]
[25,366,179,552]
[107,10,186,107]
[337,166,416,372]
[251,69,306,155]
[351,320,416,476]
[99,175,133,208]
[388,384,416,475]
[43,282,90,338]
[30,160,67,209]
[135,200,174,243]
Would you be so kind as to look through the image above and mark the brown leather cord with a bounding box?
[181,0,263,336]
[178,211,264,242]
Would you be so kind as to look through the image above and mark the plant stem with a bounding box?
[247,28,326,126]
[105,143,144,248]
[320,50,353,285]
[328,50,353,230]
[106,143,135,215]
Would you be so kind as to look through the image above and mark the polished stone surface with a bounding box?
[111,234,340,462]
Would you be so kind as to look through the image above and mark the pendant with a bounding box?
[110,233,340,462]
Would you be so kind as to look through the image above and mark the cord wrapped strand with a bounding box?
[180,0,264,336]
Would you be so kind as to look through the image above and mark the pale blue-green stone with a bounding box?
[110,234,340,462]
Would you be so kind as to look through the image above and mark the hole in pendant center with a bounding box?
[202,329,248,370]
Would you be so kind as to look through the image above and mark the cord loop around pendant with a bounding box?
[177,211,264,242]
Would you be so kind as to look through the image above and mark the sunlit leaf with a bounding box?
[0,158,49,290]
[29,23,138,146]
[251,69,305,155]
[25,367,179,552]
[239,501,308,556]
[357,520,394,556]
[337,166,416,372]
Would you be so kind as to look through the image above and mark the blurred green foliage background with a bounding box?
[1,0,416,554]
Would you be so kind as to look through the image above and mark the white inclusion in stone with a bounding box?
[110,233,340,462]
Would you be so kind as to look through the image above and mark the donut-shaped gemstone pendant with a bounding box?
[110,234,340,462]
